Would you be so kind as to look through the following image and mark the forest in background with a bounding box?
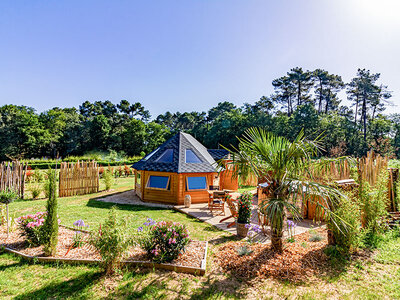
[0,67,398,161]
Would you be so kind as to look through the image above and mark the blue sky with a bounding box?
[0,0,399,117]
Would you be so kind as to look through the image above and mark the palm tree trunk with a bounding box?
[271,227,283,252]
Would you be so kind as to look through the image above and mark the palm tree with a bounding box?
[224,127,346,252]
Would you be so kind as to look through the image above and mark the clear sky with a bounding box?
[0,0,399,117]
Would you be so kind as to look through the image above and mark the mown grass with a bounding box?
[2,179,400,299]
[8,177,228,241]
[1,235,400,299]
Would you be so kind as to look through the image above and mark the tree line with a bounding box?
[0,67,398,161]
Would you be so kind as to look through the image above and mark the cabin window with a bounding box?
[185,149,202,163]
[146,175,170,190]
[187,176,207,190]
[155,149,174,163]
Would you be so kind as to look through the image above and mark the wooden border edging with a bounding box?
[1,241,208,276]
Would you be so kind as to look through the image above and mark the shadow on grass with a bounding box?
[86,198,169,212]
[14,270,103,300]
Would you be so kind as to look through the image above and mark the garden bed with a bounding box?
[0,226,208,275]
[216,228,330,282]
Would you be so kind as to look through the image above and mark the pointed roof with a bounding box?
[132,132,218,173]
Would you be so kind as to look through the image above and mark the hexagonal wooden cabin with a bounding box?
[132,132,238,205]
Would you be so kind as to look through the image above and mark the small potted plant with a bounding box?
[236,191,253,237]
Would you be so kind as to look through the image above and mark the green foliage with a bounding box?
[89,207,133,274]
[309,232,324,242]
[30,184,42,200]
[42,170,59,256]
[102,169,114,191]
[0,189,18,205]
[237,191,252,224]
[237,245,253,256]
[359,171,389,235]
[137,219,190,263]
[328,193,361,254]
[17,212,48,246]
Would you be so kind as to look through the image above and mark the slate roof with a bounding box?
[132,132,219,173]
[207,149,229,161]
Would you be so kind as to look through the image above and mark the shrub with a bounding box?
[237,245,253,256]
[359,170,389,235]
[137,218,190,263]
[309,232,324,242]
[237,191,253,224]
[89,207,133,274]
[17,212,48,246]
[30,184,42,200]
[103,169,114,191]
[328,193,361,255]
[42,170,59,256]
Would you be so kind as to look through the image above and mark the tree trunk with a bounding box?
[298,81,301,106]
[354,96,359,124]
[271,227,283,252]
[318,79,323,113]
[362,93,367,143]
[325,90,331,114]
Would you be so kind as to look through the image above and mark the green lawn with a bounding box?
[9,177,228,241]
[2,178,400,299]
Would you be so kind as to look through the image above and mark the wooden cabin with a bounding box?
[132,132,238,205]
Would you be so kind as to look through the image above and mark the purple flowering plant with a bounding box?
[287,220,296,242]
[245,224,262,244]
[72,219,89,248]
[136,218,190,263]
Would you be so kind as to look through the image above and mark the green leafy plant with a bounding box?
[223,127,347,252]
[237,191,252,224]
[309,232,324,242]
[359,170,389,239]
[102,169,114,191]
[0,189,18,236]
[30,183,42,200]
[237,245,253,256]
[17,212,48,246]
[89,207,133,274]
[42,169,59,256]
[137,218,190,263]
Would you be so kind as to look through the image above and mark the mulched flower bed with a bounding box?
[216,228,330,282]
[0,226,206,268]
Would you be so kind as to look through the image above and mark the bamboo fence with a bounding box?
[357,150,388,187]
[0,161,27,199]
[59,161,99,197]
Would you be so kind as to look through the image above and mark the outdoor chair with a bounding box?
[219,195,238,228]
[208,191,225,215]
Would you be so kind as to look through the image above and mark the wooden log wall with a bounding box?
[59,161,99,197]
[0,161,27,199]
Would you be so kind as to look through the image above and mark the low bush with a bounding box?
[137,218,190,263]
[89,207,133,274]
[328,192,361,255]
[102,169,114,191]
[237,191,253,224]
[30,184,42,200]
[17,212,48,246]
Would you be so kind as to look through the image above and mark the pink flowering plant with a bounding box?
[17,212,48,246]
[137,218,190,263]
